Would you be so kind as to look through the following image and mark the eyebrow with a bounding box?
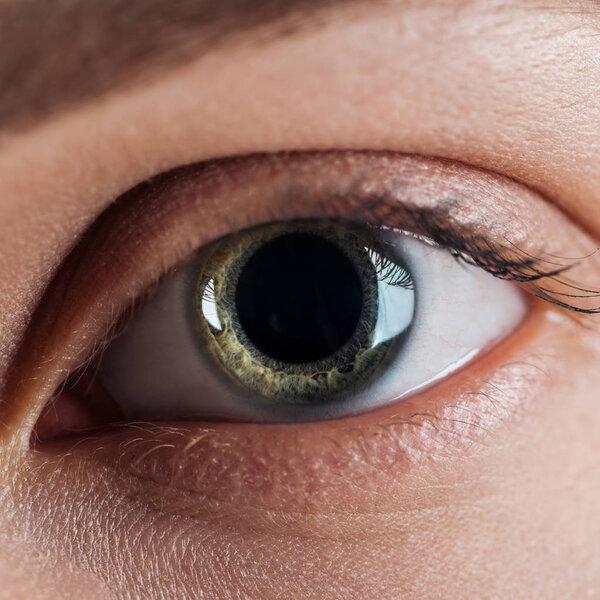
[0,0,371,134]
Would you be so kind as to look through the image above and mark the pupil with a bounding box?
[235,233,364,363]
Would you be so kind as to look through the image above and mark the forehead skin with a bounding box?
[0,0,599,598]
[2,0,597,133]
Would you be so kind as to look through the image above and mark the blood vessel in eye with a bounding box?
[235,233,363,363]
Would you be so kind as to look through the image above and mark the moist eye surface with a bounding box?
[96,213,525,424]
[194,221,416,405]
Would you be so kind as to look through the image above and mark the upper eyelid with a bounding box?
[28,151,600,334]
[23,151,600,319]
[116,151,600,310]
[2,151,599,444]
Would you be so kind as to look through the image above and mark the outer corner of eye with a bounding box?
[69,218,529,428]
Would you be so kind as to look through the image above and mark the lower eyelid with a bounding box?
[33,303,547,522]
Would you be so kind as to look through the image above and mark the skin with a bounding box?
[0,1,599,598]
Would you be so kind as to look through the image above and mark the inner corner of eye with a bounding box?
[32,364,125,446]
[35,217,528,440]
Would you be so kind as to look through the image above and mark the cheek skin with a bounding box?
[5,304,599,599]
[0,542,110,600]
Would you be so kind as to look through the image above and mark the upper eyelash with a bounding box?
[442,240,600,315]
[422,221,600,315]
[447,238,600,314]
[316,191,600,315]
[367,249,415,289]
[100,154,600,318]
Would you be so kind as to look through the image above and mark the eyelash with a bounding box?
[308,191,600,315]
[450,242,600,314]
[94,189,600,369]
[368,249,414,289]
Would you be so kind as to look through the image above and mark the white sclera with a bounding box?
[99,234,527,422]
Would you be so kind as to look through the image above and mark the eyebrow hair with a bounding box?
[0,0,372,134]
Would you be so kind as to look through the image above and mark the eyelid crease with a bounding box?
[3,151,599,444]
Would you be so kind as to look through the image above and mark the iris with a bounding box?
[194,221,416,404]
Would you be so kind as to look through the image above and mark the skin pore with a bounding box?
[0,1,599,598]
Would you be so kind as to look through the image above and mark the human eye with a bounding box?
[93,216,524,424]
[27,151,599,479]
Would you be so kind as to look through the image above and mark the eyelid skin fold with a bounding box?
[2,151,599,449]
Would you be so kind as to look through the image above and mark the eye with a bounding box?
[24,150,599,520]
[30,150,597,447]
[96,218,526,423]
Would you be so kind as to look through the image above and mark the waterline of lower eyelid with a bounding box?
[394,347,480,401]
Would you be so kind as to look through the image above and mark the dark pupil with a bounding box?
[235,233,364,363]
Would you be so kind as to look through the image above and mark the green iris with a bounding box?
[193,220,415,405]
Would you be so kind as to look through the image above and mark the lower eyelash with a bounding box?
[47,354,547,518]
